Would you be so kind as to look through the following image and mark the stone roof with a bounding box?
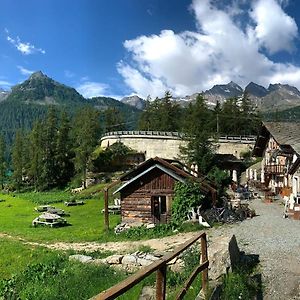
[264,122,300,154]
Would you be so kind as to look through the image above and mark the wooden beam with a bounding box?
[104,188,109,231]
[156,264,167,300]
[201,233,208,296]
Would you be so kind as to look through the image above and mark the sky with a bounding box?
[1,0,300,99]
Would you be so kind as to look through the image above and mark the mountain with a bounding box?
[0,88,10,102]
[260,83,300,111]
[120,95,146,110]
[0,71,141,145]
[203,81,243,105]
[245,82,268,98]
[7,71,85,106]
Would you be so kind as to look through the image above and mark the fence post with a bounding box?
[201,233,208,297]
[156,264,167,300]
[104,189,109,231]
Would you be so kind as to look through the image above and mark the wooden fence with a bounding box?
[93,231,209,300]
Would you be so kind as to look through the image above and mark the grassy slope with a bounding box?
[0,190,120,243]
[0,238,144,299]
[0,187,204,299]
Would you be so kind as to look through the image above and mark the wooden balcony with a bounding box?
[264,164,286,175]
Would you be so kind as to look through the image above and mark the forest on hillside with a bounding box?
[0,92,261,192]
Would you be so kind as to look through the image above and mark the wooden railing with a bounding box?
[264,164,286,175]
[93,232,209,300]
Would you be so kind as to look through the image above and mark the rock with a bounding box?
[170,258,185,273]
[145,254,159,261]
[122,254,138,266]
[88,258,107,266]
[167,257,178,265]
[69,254,93,263]
[208,235,240,281]
[153,251,164,257]
[138,286,155,300]
[146,223,155,229]
[106,255,123,264]
[137,258,153,267]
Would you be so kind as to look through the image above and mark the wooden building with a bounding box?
[253,122,300,197]
[114,157,216,225]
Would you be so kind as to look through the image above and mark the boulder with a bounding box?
[170,258,185,273]
[137,258,153,267]
[138,286,155,300]
[122,254,138,266]
[208,235,240,281]
[106,255,123,264]
[145,254,159,261]
[69,254,93,263]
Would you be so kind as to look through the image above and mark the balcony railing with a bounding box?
[264,164,286,175]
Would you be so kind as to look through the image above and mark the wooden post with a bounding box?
[104,188,109,231]
[201,233,208,296]
[156,264,167,300]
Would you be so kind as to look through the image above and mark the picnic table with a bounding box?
[102,205,121,215]
[32,213,67,228]
[64,200,84,206]
[34,205,55,212]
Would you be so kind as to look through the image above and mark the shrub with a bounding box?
[172,181,204,225]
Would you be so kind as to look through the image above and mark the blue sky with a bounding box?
[1,0,300,99]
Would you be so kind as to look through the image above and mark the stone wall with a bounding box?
[100,133,255,160]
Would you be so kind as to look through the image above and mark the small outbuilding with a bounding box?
[113,157,216,225]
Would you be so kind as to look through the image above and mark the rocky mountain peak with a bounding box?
[228,81,243,91]
[245,82,268,97]
[120,95,146,110]
[29,71,47,80]
[268,83,300,96]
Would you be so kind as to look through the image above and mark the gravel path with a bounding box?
[209,197,300,300]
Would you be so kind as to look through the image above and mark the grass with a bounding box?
[0,189,204,243]
[0,192,120,243]
[0,187,209,299]
[0,238,144,300]
[0,238,58,279]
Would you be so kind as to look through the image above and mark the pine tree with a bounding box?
[0,135,6,189]
[12,130,24,191]
[72,107,101,188]
[104,107,125,132]
[138,91,182,132]
[55,111,74,186]
[40,107,58,189]
[180,95,215,174]
[28,121,43,190]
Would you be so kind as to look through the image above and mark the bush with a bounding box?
[172,181,204,225]
[221,269,259,300]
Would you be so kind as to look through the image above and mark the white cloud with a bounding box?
[64,70,75,78]
[118,0,300,98]
[0,80,12,89]
[6,30,45,55]
[250,0,298,54]
[77,81,110,98]
[17,66,34,76]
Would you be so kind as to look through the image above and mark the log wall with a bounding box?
[121,168,176,224]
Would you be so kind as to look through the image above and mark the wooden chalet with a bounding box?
[253,122,300,197]
[113,157,216,225]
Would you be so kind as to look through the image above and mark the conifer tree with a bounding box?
[73,107,101,188]
[104,107,125,132]
[180,95,215,174]
[55,111,74,186]
[12,130,24,191]
[0,135,6,189]
[40,107,58,189]
[28,121,43,190]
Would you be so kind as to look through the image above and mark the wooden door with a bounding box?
[151,196,167,224]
